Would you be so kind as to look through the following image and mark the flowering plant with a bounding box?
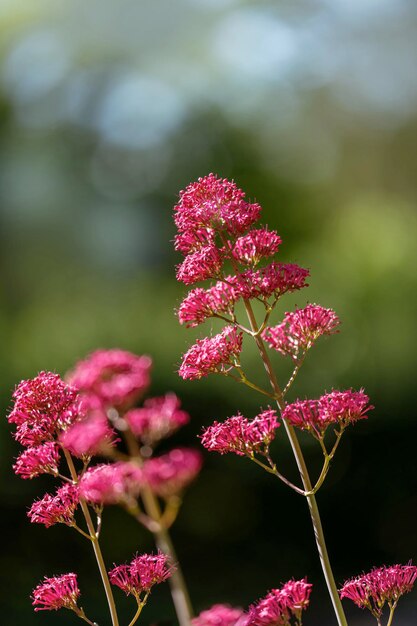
[6,174,416,626]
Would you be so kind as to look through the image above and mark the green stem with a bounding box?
[128,592,150,626]
[386,602,397,626]
[242,300,348,626]
[64,450,120,626]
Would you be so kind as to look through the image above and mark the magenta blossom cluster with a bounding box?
[282,390,373,436]
[68,349,152,410]
[340,563,417,619]
[262,304,340,359]
[125,393,190,444]
[32,573,80,612]
[192,604,245,626]
[232,228,282,266]
[179,326,243,380]
[79,462,143,505]
[109,552,173,598]
[201,410,279,457]
[143,448,203,498]
[13,441,60,479]
[249,579,312,626]
[28,483,79,528]
[60,406,117,459]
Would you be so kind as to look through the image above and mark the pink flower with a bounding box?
[174,174,262,245]
[192,604,245,626]
[8,372,78,446]
[79,462,143,505]
[60,409,117,458]
[176,245,224,285]
[179,326,243,380]
[178,281,240,328]
[249,579,312,626]
[32,573,80,612]
[231,263,309,301]
[232,228,282,266]
[125,393,190,444]
[340,563,417,618]
[143,448,203,498]
[67,349,152,410]
[109,552,173,597]
[28,483,79,528]
[14,442,60,479]
[201,410,279,456]
[262,305,340,358]
[282,389,373,436]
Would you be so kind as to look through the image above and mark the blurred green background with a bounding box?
[0,0,416,624]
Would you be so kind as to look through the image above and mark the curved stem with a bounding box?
[386,602,397,626]
[242,300,348,626]
[124,432,194,626]
[249,455,306,495]
[128,592,150,626]
[64,450,120,626]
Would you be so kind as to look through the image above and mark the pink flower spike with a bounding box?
[125,393,190,444]
[201,410,279,457]
[8,371,78,446]
[28,483,79,528]
[60,410,118,458]
[109,552,173,597]
[282,389,373,435]
[79,462,142,505]
[179,326,243,380]
[176,245,223,285]
[340,563,417,617]
[192,604,245,626]
[14,442,60,479]
[178,280,239,328]
[174,174,262,240]
[232,228,282,266]
[32,573,80,612]
[249,578,312,626]
[262,304,340,357]
[68,349,152,410]
[143,448,203,498]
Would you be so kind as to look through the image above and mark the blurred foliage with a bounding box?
[0,0,416,624]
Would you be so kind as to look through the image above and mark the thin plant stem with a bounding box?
[128,592,150,626]
[124,431,194,626]
[242,299,348,626]
[386,602,397,626]
[63,449,120,626]
[249,455,305,495]
[75,607,98,626]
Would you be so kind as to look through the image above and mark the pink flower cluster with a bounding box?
[68,349,152,410]
[143,448,203,498]
[262,305,340,358]
[179,326,243,380]
[232,228,282,266]
[249,579,312,626]
[282,390,373,436]
[8,371,78,447]
[109,552,173,598]
[32,573,80,612]
[201,410,279,456]
[192,604,245,626]
[340,563,417,618]
[13,442,60,479]
[125,393,190,444]
[28,483,79,528]
[79,462,143,505]
[60,406,117,458]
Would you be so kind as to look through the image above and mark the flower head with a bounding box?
[125,393,189,444]
[179,326,243,380]
[79,462,143,505]
[232,263,309,301]
[109,552,173,597]
[174,174,262,251]
[67,349,152,410]
[282,389,373,436]
[178,281,239,328]
[193,604,245,626]
[32,573,80,612]
[176,245,223,285]
[143,448,203,498]
[28,483,79,528]
[232,228,282,266]
[340,563,417,618]
[249,579,312,626]
[60,408,117,458]
[262,304,340,358]
[201,410,279,457]
[14,442,60,479]
[8,372,78,446]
